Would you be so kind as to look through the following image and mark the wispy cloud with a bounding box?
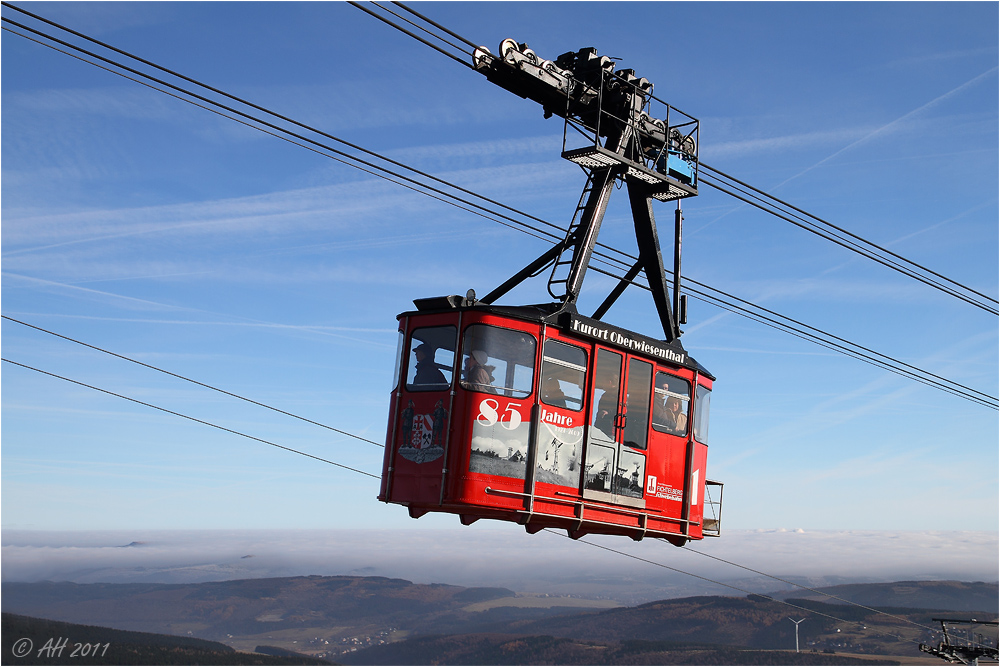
[720,329,997,458]
[3,155,568,256]
[771,67,999,190]
[6,86,194,123]
[704,127,876,160]
[885,47,998,69]
[2,276,399,347]
[5,312,397,334]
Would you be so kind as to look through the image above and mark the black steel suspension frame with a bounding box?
[474,40,696,344]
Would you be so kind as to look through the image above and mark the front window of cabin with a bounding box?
[405,326,456,392]
[694,384,711,444]
[539,339,587,411]
[652,372,690,436]
[460,324,536,398]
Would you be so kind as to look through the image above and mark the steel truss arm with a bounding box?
[627,177,680,342]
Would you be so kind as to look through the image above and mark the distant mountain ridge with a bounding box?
[1,576,526,639]
[768,580,998,612]
[3,575,996,663]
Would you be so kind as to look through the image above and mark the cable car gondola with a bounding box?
[378,40,723,545]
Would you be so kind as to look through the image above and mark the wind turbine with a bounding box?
[788,618,806,653]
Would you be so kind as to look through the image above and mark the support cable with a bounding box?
[0,3,563,243]
[2,9,995,410]
[0,352,982,645]
[1,358,381,479]
[699,174,998,315]
[679,545,943,635]
[345,1,471,69]
[2,342,932,638]
[352,0,998,317]
[391,1,483,50]
[370,1,474,61]
[678,277,998,405]
[3,6,993,647]
[0,22,557,248]
[700,162,998,309]
[559,531,987,647]
[1,315,385,448]
[542,529,855,625]
[582,263,998,409]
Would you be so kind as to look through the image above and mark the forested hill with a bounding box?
[768,580,999,612]
[3,576,995,664]
[0,613,326,665]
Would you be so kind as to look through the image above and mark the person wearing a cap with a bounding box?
[413,343,447,386]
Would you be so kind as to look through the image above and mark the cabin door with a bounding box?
[582,348,653,504]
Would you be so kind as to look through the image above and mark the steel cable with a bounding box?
[2,8,995,410]
[351,0,997,315]
[1,358,382,479]
[1,315,386,448]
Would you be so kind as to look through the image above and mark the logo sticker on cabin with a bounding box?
[397,401,446,464]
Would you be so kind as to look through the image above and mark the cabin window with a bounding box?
[405,326,456,392]
[539,339,587,411]
[652,372,690,436]
[622,358,653,451]
[392,330,404,390]
[460,324,536,398]
[589,349,622,444]
[693,384,711,444]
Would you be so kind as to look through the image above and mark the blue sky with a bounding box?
[2,0,997,552]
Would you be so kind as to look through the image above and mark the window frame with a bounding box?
[404,325,457,392]
[459,323,537,399]
[539,338,588,412]
[693,383,712,444]
[651,371,692,436]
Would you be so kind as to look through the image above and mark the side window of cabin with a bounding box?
[539,339,587,411]
[405,326,456,392]
[693,384,711,444]
[590,349,622,443]
[461,324,536,398]
[392,330,404,390]
[651,372,691,436]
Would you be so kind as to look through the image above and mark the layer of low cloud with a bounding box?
[2,528,995,605]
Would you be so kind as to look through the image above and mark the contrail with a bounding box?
[772,66,998,189]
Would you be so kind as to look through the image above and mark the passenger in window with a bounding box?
[413,344,447,386]
[654,392,688,435]
[541,376,569,409]
[464,350,496,393]
[593,374,619,438]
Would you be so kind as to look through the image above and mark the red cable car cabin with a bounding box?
[379,297,722,545]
